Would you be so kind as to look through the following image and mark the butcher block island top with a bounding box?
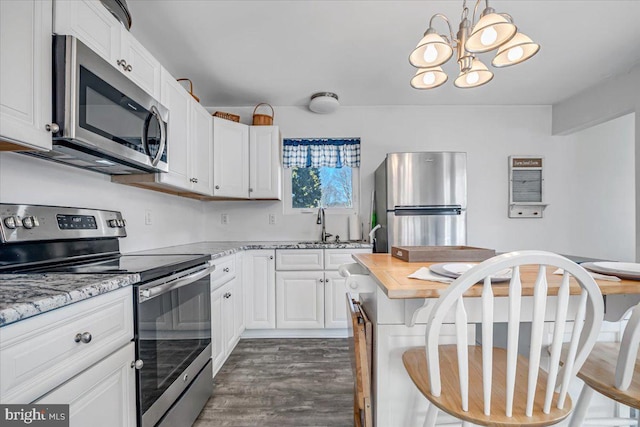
[352,253,640,299]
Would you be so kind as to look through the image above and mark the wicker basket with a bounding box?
[212,111,240,122]
[252,103,274,125]
[176,78,199,103]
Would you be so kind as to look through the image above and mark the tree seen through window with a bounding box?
[291,167,353,209]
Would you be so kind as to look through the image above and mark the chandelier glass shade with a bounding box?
[411,66,448,89]
[409,0,539,89]
[409,31,454,68]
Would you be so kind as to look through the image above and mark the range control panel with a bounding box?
[0,204,126,243]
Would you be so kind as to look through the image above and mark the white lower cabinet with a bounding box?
[210,254,243,376]
[0,287,133,404]
[36,342,136,427]
[266,248,372,332]
[276,271,325,329]
[244,250,276,329]
[324,271,349,329]
[211,279,240,376]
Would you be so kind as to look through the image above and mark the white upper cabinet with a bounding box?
[54,0,160,99]
[0,0,53,151]
[212,117,249,198]
[191,102,214,195]
[249,126,282,200]
[159,68,191,190]
[54,0,119,64]
[119,31,161,99]
[212,119,282,200]
[158,68,213,196]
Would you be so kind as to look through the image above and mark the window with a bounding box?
[282,138,360,214]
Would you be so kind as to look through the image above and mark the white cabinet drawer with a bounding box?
[276,249,324,271]
[210,254,236,290]
[0,287,133,403]
[324,248,372,270]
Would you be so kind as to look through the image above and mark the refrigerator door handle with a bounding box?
[393,206,462,216]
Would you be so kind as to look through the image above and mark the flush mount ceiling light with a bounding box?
[409,0,539,89]
[309,92,340,114]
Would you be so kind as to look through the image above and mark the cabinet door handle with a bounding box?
[223,267,230,272]
[215,185,220,190]
[125,64,133,72]
[319,278,324,283]
[74,332,92,344]
[131,359,144,370]
[325,278,330,282]
[117,59,127,68]
[45,123,59,133]
[269,255,274,260]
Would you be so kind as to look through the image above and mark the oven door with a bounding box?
[136,264,212,427]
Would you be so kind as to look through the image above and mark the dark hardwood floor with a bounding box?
[194,338,354,427]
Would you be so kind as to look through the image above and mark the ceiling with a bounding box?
[127,0,640,108]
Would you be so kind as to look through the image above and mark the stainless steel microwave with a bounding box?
[25,35,168,175]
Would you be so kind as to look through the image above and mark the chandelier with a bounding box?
[409,0,540,90]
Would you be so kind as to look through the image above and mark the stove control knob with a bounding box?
[108,219,118,228]
[3,216,17,229]
[22,216,36,229]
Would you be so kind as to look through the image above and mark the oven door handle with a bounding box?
[139,263,214,302]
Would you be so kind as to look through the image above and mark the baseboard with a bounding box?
[241,328,348,339]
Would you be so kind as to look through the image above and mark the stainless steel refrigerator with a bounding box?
[373,152,467,252]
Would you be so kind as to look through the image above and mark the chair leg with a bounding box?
[423,403,438,427]
[569,384,596,427]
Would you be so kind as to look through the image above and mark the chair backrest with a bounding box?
[425,250,604,418]
[616,302,640,390]
[347,294,372,427]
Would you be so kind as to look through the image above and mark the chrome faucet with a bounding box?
[316,208,333,242]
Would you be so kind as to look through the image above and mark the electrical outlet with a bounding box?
[269,213,276,225]
[221,213,229,225]
[144,210,152,225]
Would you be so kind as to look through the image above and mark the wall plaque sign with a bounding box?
[509,156,548,218]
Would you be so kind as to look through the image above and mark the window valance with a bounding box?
[282,138,360,168]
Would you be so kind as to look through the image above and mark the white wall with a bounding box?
[552,63,639,260]
[0,152,205,253]
[561,114,635,261]
[205,105,586,254]
[0,105,632,260]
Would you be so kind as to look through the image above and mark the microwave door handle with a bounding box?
[139,263,215,302]
[143,105,166,167]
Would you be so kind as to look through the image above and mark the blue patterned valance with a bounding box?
[282,138,360,168]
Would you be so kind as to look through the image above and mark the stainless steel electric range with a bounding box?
[0,203,214,427]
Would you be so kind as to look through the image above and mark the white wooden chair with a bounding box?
[568,302,640,427]
[402,250,604,427]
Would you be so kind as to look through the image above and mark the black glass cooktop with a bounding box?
[5,254,211,283]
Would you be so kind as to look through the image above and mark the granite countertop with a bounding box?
[132,240,373,259]
[0,240,372,328]
[0,273,140,327]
